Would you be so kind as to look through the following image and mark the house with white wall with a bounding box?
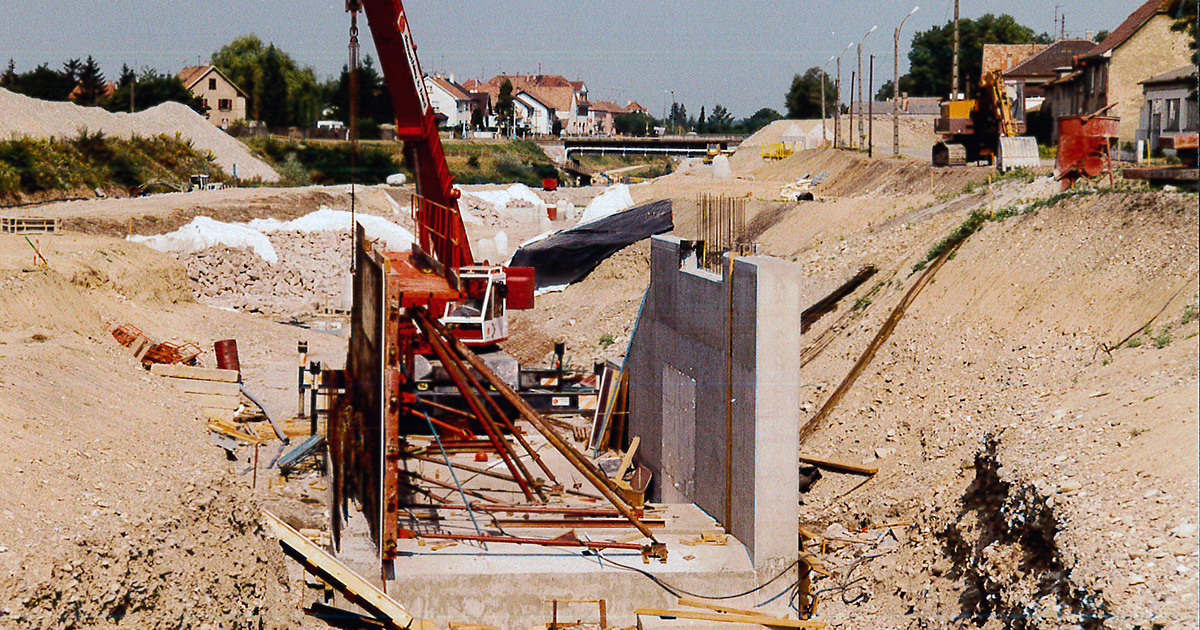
[178,65,247,129]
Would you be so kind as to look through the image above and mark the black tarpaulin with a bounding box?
[510,199,673,289]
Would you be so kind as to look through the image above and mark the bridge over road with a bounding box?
[541,135,747,161]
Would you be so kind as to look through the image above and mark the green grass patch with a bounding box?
[0,131,224,202]
[246,137,401,186]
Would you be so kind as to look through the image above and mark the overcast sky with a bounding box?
[4,0,1143,117]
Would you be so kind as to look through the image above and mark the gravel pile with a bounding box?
[0,87,279,182]
[183,230,352,315]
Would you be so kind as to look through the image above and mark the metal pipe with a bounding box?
[894,6,920,156]
[415,309,661,548]
[419,322,539,502]
[409,531,645,552]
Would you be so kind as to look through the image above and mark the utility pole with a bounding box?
[895,6,919,156]
[849,71,856,149]
[868,54,874,158]
[951,0,960,99]
[857,25,877,150]
[835,59,841,148]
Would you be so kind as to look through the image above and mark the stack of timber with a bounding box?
[150,363,242,423]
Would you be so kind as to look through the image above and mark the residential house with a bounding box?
[625,101,649,115]
[513,91,554,135]
[589,100,628,135]
[424,73,475,129]
[178,65,247,129]
[1001,39,1097,113]
[474,74,591,134]
[1043,0,1193,143]
[1138,65,1199,151]
[981,44,1047,77]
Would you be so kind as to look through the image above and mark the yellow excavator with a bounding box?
[932,69,1039,170]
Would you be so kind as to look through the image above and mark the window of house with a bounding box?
[218,99,233,112]
[209,78,217,90]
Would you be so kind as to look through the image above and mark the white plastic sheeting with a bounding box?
[131,206,414,262]
[578,184,634,225]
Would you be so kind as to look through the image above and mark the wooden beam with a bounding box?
[167,378,241,396]
[263,511,417,630]
[799,455,878,476]
[615,436,640,480]
[677,596,775,618]
[635,608,826,628]
[150,363,240,382]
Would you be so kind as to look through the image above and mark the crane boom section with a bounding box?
[357,0,474,269]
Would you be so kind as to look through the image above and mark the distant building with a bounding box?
[424,73,475,129]
[1138,65,1199,151]
[625,101,649,115]
[513,91,554,135]
[473,74,591,134]
[178,65,247,129]
[981,44,1047,77]
[1001,39,1097,113]
[589,100,628,135]
[1043,0,1193,143]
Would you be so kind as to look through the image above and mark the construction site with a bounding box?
[1,1,1198,629]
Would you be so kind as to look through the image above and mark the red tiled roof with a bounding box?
[1089,0,1173,56]
[426,75,472,101]
[589,100,626,114]
[625,101,648,113]
[476,74,582,113]
[177,65,248,98]
[1003,40,1097,78]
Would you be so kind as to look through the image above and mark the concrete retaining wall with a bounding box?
[626,235,802,575]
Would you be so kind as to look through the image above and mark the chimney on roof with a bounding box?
[449,73,455,83]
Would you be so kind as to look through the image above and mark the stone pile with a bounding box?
[182,230,352,316]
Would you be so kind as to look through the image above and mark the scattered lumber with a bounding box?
[677,596,774,618]
[264,511,422,630]
[208,418,266,445]
[635,607,826,628]
[798,455,878,476]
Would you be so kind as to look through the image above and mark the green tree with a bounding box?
[62,58,81,87]
[259,45,289,126]
[614,111,654,136]
[77,56,105,106]
[907,14,1051,98]
[496,79,515,134]
[101,69,204,115]
[328,57,393,139]
[785,67,836,119]
[668,102,687,132]
[6,64,75,100]
[708,104,733,133]
[876,76,915,101]
[696,105,707,133]
[212,35,265,119]
[1093,30,1110,43]
[1,60,15,87]
[740,107,782,133]
[470,106,485,130]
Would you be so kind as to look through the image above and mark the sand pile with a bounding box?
[0,87,279,182]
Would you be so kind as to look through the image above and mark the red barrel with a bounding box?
[214,339,241,375]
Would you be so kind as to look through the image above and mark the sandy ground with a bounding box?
[1,135,1196,629]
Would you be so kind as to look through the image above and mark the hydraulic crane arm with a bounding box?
[349,0,474,269]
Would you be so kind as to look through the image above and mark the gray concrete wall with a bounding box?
[627,235,801,575]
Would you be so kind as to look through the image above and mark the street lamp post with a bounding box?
[857,25,878,151]
[894,6,919,156]
[836,42,854,149]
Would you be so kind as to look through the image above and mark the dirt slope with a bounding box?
[0,234,340,629]
[792,189,1198,629]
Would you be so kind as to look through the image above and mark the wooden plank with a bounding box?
[150,363,240,383]
[263,511,417,630]
[166,377,240,396]
[188,392,241,410]
[799,455,878,476]
[615,436,640,480]
[208,421,266,445]
[677,596,776,618]
[635,608,825,628]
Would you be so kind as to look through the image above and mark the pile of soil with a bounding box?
[0,88,279,182]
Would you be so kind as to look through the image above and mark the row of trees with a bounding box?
[1,57,205,114]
